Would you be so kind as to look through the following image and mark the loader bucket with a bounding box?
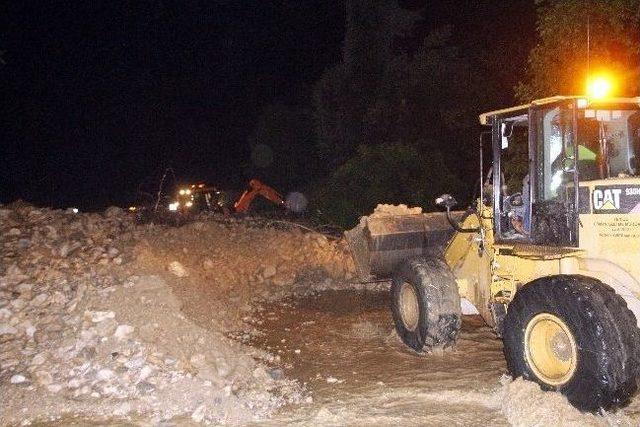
[344,212,460,281]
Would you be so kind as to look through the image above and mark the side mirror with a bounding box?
[435,194,458,209]
[437,194,481,234]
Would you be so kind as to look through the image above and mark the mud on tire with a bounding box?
[503,275,640,412]
[391,257,461,352]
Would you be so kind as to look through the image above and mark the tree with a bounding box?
[313,0,418,168]
[312,143,463,228]
[311,3,491,226]
[360,28,483,168]
[517,0,640,101]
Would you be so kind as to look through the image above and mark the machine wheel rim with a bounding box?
[524,312,578,386]
[399,282,419,331]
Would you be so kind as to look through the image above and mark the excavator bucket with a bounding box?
[345,212,460,281]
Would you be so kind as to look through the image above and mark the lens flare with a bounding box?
[286,192,308,213]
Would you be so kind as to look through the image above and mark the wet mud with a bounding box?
[249,290,509,426]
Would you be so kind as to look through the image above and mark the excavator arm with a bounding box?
[234,179,286,213]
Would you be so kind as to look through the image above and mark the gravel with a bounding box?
[1,203,343,425]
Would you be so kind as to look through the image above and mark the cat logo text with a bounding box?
[593,188,622,211]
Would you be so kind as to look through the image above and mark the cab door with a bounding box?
[529,101,579,247]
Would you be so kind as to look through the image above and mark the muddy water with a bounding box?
[250,290,510,426]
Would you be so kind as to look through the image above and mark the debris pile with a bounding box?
[0,203,312,424]
[368,203,423,217]
[134,218,357,330]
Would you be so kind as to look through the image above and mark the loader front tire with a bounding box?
[503,275,640,412]
[391,257,461,352]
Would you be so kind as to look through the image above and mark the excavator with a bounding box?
[168,179,287,214]
[234,179,286,213]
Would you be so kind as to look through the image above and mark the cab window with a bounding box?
[496,118,530,240]
[577,108,640,179]
[531,103,578,246]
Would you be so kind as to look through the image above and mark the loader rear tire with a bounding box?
[391,257,461,352]
[503,275,640,412]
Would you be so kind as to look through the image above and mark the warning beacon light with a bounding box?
[587,75,614,100]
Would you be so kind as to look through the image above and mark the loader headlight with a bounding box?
[169,202,179,211]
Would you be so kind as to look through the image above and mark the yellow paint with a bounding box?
[524,313,578,387]
[444,178,640,327]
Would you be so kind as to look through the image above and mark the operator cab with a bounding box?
[480,96,640,247]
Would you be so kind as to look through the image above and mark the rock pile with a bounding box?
[133,218,358,331]
[0,203,306,424]
[368,203,423,217]
[1,203,136,390]
[138,219,355,291]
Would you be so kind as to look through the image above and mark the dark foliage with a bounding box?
[307,1,500,227]
[312,143,462,228]
[244,0,538,227]
[517,0,640,100]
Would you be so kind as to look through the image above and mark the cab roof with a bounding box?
[478,96,640,125]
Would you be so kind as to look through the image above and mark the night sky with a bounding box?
[1,1,535,210]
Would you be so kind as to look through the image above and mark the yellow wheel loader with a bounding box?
[346,96,640,412]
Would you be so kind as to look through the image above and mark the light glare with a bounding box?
[587,76,613,99]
